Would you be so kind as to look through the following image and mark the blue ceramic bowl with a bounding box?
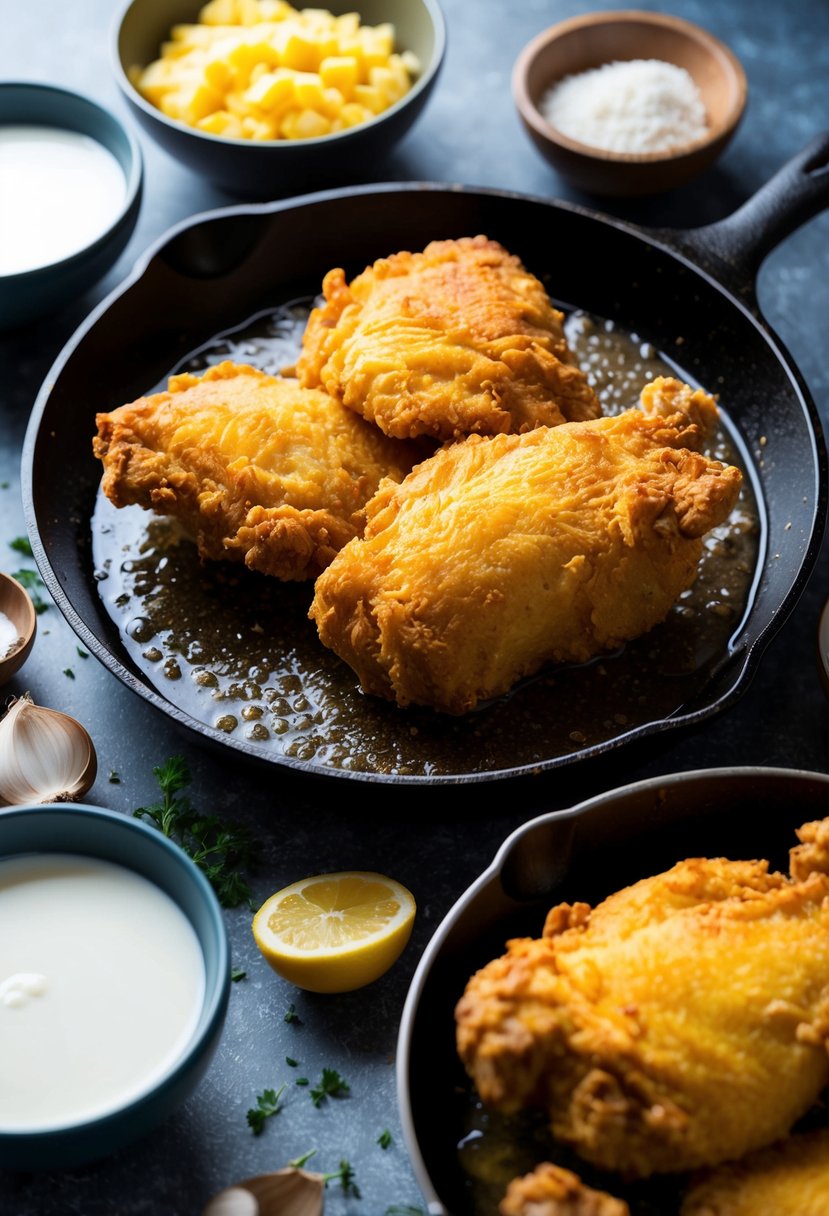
[0,82,143,330]
[113,0,445,198]
[0,803,230,1171]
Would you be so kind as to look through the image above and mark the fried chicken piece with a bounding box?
[309,376,742,714]
[93,360,422,581]
[455,818,829,1180]
[680,1128,829,1216]
[295,235,601,441]
[501,1163,630,1216]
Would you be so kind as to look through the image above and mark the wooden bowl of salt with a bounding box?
[0,572,37,685]
[512,9,747,197]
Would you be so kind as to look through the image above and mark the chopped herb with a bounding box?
[295,1077,309,1086]
[0,482,9,490]
[10,568,48,614]
[9,537,32,556]
[310,1067,350,1108]
[63,668,75,679]
[289,1148,317,1169]
[286,1056,299,1067]
[231,967,247,982]
[108,770,121,784]
[134,755,254,909]
[322,1159,360,1199]
[377,1128,393,1150]
[284,1003,301,1024]
[76,646,89,659]
[246,1084,286,1135]
[386,1207,427,1216]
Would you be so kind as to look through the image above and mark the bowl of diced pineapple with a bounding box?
[113,0,446,198]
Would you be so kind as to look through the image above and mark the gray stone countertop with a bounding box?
[0,0,828,1212]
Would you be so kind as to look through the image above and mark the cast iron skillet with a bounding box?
[21,134,829,785]
[396,764,829,1215]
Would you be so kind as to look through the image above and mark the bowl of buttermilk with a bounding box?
[0,81,143,330]
[0,802,230,1170]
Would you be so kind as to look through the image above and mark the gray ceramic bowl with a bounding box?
[397,765,829,1214]
[112,0,446,198]
[0,803,230,1171]
[0,82,143,330]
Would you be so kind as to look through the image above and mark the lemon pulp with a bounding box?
[252,871,416,993]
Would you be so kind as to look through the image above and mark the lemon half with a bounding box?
[252,871,416,993]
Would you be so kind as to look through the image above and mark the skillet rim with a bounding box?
[20,180,829,786]
[394,761,829,1214]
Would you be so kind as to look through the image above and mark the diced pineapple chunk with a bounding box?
[337,101,372,128]
[135,59,181,104]
[369,65,405,105]
[292,71,325,110]
[280,108,331,139]
[243,66,294,109]
[353,83,386,115]
[280,31,322,72]
[136,1,417,142]
[198,0,238,26]
[319,55,358,97]
[241,113,278,139]
[204,56,235,91]
[179,80,226,122]
[197,109,245,137]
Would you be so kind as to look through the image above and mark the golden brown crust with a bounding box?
[295,235,602,441]
[500,1162,630,1216]
[680,1128,829,1216]
[93,360,422,581]
[309,376,742,713]
[455,821,829,1179]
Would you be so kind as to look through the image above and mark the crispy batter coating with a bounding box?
[680,1127,829,1216]
[501,1163,630,1216]
[455,818,829,1180]
[295,235,601,441]
[309,376,742,714]
[93,360,422,581]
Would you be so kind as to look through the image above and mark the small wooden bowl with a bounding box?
[512,9,747,197]
[0,572,37,685]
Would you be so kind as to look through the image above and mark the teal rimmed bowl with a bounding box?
[0,803,229,1170]
[0,82,143,330]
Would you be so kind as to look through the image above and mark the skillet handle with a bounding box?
[661,132,829,306]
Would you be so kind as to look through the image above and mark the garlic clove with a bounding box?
[202,1169,324,1216]
[202,1188,258,1216]
[0,694,97,807]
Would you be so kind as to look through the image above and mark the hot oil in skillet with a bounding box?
[90,300,760,779]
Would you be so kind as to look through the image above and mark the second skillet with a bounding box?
[22,134,829,785]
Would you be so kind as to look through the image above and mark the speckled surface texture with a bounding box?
[0,1,828,1213]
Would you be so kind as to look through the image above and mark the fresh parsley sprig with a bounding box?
[10,567,49,614]
[246,1084,286,1135]
[322,1159,360,1199]
[309,1067,350,1107]
[134,755,254,908]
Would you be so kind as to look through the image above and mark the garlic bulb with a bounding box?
[0,694,97,806]
[202,1169,324,1216]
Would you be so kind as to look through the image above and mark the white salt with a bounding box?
[0,611,21,659]
[541,58,709,154]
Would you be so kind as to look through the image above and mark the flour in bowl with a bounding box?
[540,58,709,154]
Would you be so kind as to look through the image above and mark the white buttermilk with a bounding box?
[0,125,127,275]
[0,852,205,1130]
